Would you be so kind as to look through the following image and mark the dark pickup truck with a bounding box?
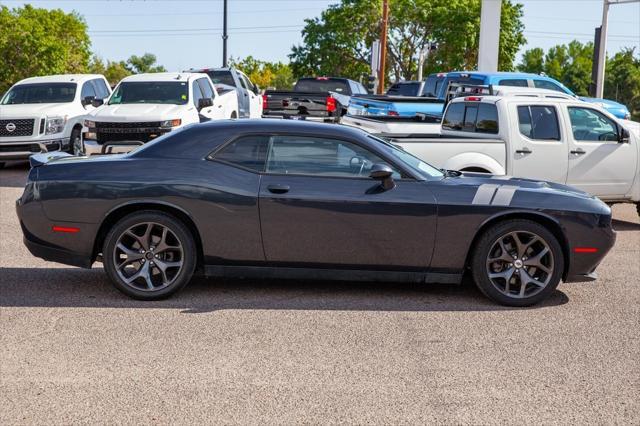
[262,77,368,122]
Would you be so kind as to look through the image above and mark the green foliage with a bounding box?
[517,47,544,74]
[125,53,166,74]
[230,56,295,90]
[88,56,131,87]
[605,48,640,121]
[289,0,526,83]
[0,4,91,93]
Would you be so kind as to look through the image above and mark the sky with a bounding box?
[1,0,639,72]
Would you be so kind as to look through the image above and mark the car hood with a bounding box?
[0,103,75,118]
[88,104,189,121]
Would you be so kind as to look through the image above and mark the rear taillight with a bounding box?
[262,94,268,110]
[326,96,337,113]
[464,96,482,101]
[388,110,399,116]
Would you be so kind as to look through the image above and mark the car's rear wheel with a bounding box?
[471,219,564,307]
[103,211,196,300]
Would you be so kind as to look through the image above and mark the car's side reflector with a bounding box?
[574,247,598,253]
[52,226,80,233]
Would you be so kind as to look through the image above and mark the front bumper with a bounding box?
[0,137,69,160]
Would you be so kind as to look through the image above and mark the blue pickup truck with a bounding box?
[347,71,631,120]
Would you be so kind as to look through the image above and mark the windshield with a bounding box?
[109,81,189,105]
[294,79,351,94]
[206,70,235,87]
[368,135,444,179]
[1,83,77,104]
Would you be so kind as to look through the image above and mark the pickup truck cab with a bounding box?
[82,72,238,155]
[384,87,639,213]
[263,77,368,122]
[439,71,631,120]
[187,67,262,118]
[0,74,111,167]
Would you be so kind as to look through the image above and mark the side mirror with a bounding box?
[91,98,104,108]
[619,127,630,144]
[198,97,214,111]
[82,96,95,107]
[369,163,395,190]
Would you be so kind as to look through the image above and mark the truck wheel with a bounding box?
[69,127,82,155]
[230,111,237,119]
[103,211,197,300]
[636,203,640,218]
[471,219,564,307]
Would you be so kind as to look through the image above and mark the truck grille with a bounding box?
[95,121,162,129]
[96,129,170,144]
[0,144,40,153]
[0,119,35,137]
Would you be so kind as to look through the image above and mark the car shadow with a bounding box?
[0,161,30,188]
[0,267,569,313]
[612,219,640,231]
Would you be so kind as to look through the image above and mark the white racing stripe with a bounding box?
[491,185,519,206]
[472,184,500,205]
[472,184,518,206]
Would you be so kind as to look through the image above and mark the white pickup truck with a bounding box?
[82,72,238,155]
[377,89,640,214]
[0,74,111,167]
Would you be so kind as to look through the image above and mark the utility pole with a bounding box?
[222,0,228,67]
[377,0,389,94]
[595,0,639,98]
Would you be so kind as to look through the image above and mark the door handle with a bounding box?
[267,184,290,194]
[516,147,532,154]
[571,148,586,155]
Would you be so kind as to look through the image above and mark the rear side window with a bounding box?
[207,70,235,87]
[197,78,215,99]
[517,106,560,140]
[212,135,270,171]
[533,80,565,93]
[294,79,352,95]
[498,79,528,87]
[442,102,498,134]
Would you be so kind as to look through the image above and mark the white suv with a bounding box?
[0,74,111,167]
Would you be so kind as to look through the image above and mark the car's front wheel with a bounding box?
[103,211,196,300]
[471,219,564,307]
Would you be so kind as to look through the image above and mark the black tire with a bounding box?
[230,111,237,119]
[103,211,197,300]
[471,219,564,307]
[636,203,640,218]
[69,126,82,155]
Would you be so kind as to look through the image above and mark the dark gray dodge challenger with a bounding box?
[16,120,615,306]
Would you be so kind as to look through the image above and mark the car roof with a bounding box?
[201,118,369,137]
[15,74,105,85]
[120,72,207,83]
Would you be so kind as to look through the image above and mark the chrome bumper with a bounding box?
[0,138,69,160]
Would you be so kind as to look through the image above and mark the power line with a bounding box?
[88,25,303,33]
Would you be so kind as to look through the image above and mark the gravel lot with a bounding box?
[1,161,639,425]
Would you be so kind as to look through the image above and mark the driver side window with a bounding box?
[568,107,618,142]
[265,135,401,178]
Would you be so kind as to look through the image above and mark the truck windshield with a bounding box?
[1,83,77,104]
[387,82,421,96]
[109,82,189,105]
[206,70,235,87]
[368,135,444,179]
[294,79,351,94]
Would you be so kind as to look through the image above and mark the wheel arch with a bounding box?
[443,153,505,175]
[464,210,571,280]
[92,201,204,270]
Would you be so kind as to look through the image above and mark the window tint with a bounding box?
[81,81,96,99]
[568,107,619,142]
[192,80,204,107]
[206,70,235,87]
[498,79,528,87]
[294,79,352,95]
[517,106,560,140]
[1,83,77,104]
[422,77,443,97]
[213,135,269,171]
[266,136,400,178]
[387,82,421,96]
[442,102,498,134]
[533,79,565,93]
[197,78,215,99]
[109,82,188,105]
[92,79,110,98]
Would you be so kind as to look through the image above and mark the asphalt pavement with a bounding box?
[1,161,639,425]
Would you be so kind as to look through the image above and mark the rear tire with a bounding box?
[103,211,197,300]
[471,219,564,307]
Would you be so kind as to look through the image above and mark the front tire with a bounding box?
[69,126,82,155]
[471,219,564,307]
[103,211,196,300]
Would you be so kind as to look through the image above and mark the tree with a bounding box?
[230,56,295,90]
[125,53,166,74]
[289,0,526,83]
[88,56,131,87]
[605,48,640,120]
[0,5,91,93]
[517,47,544,74]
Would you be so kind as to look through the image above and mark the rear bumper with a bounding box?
[22,234,93,269]
[0,138,69,160]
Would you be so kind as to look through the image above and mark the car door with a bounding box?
[80,81,98,111]
[192,79,214,122]
[257,134,438,269]
[240,73,261,118]
[235,73,250,118]
[564,106,636,197]
[510,103,569,184]
[197,78,220,119]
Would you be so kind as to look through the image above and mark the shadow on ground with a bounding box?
[0,161,29,188]
[0,267,569,313]
[612,219,640,231]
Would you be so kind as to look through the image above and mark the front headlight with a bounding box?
[45,116,66,135]
[160,119,182,128]
[84,119,96,128]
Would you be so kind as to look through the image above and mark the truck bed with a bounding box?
[262,90,341,121]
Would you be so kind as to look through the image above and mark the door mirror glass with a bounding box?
[82,95,95,106]
[91,98,104,108]
[198,97,213,111]
[619,127,630,143]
